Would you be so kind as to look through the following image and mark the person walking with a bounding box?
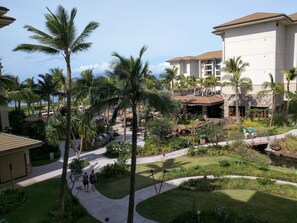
[250,127,255,139]
[89,169,97,191]
[243,128,249,140]
[83,172,89,192]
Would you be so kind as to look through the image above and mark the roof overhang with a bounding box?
[173,95,224,106]
[213,15,293,36]
[0,133,43,155]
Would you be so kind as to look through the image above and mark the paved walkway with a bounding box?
[2,124,297,222]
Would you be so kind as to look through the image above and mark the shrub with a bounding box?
[100,155,128,178]
[42,197,87,223]
[219,159,231,167]
[256,177,275,186]
[0,189,26,215]
[105,141,131,158]
[23,120,46,141]
[31,144,60,161]
[145,118,173,140]
[171,208,268,223]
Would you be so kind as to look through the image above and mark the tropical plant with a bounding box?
[221,57,252,124]
[74,68,99,105]
[160,66,179,96]
[35,73,59,121]
[258,73,284,127]
[14,5,99,212]
[90,46,174,223]
[50,68,65,110]
[22,77,39,115]
[0,72,15,106]
[282,67,297,115]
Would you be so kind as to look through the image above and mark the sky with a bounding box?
[1,0,297,81]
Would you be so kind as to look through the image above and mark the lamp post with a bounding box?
[197,210,201,223]
[9,163,14,190]
[150,169,158,195]
[158,169,167,194]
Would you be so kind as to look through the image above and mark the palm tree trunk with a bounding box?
[287,83,290,115]
[123,108,127,142]
[127,103,138,223]
[78,135,83,159]
[47,96,50,122]
[171,80,174,97]
[270,93,275,127]
[59,56,72,212]
[235,87,241,124]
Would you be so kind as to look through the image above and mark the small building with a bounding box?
[173,95,224,118]
[0,133,43,183]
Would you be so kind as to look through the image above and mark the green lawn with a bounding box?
[96,156,238,199]
[137,188,297,223]
[1,179,100,223]
[96,155,297,199]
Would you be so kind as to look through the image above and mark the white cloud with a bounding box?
[72,61,170,77]
[73,61,111,74]
[149,62,170,75]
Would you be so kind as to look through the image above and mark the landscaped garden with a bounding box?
[0,179,100,223]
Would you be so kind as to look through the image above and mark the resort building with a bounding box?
[167,50,222,80]
[213,12,297,117]
[0,6,15,131]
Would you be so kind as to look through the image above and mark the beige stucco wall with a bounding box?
[0,150,29,183]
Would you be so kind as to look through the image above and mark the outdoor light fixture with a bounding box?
[197,210,201,222]
[104,217,110,222]
[150,169,154,174]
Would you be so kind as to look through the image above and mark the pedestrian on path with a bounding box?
[83,172,89,192]
[89,169,97,191]
[243,128,249,140]
[250,127,255,139]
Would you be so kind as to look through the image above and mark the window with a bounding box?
[229,106,245,117]
[250,107,269,118]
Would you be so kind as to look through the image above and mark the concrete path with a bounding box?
[1,124,297,222]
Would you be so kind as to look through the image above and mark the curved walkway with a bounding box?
[2,125,297,222]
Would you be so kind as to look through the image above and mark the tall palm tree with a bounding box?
[90,46,174,223]
[21,77,39,115]
[0,74,15,105]
[175,73,188,94]
[258,73,284,127]
[221,57,252,124]
[36,73,59,121]
[160,66,179,97]
[282,67,297,115]
[50,68,65,111]
[13,5,99,212]
[75,68,98,105]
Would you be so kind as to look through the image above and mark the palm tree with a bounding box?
[50,68,65,111]
[160,66,179,97]
[21,77,39,115]
[90,46,174,223]
[204,75,218,93]
[0,73,15,105]
[282,67,297,115]
[258,73,284,127]
[221,57,252,124]
[13,5,99,212]
[75,68,98,105]
[175,73,188,95]
[36,73,59,121]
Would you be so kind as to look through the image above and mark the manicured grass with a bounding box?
[1,179,100,223]
[137,188,297,223]
[31,158,59,167]
[96,155,297,199]
[96,156,238,199]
